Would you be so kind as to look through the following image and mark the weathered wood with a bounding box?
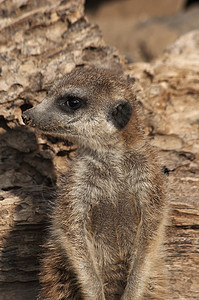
[0,0,198,299]
[126,32,199,299]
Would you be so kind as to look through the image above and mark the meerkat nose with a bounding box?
[22,111,33,126]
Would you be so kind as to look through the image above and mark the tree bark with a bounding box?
[0,1,198,299]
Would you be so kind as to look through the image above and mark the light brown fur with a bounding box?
[22,68,168,299]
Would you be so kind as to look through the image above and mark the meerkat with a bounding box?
[22,67,168,300]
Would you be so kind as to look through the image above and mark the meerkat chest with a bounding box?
[87,197,139,250]
[72,156,139,250]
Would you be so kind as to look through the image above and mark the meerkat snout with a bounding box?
[22,110,35,126]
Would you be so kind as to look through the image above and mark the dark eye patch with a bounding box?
[58,95,86,112]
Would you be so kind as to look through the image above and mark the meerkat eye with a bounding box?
[58,95,85,112]
[66,97,82,110]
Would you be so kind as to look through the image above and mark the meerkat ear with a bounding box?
[109,100,132,130]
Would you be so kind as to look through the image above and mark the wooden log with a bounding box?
[0,1,198,299]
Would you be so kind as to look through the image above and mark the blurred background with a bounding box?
[85,0,199,62]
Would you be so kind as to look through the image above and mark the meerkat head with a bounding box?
[22,68,140,151]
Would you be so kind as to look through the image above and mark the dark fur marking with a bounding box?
[109,101,132,130]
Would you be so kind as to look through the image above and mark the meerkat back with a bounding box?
[22,68,168,300]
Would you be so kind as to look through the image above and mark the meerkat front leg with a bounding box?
[121,209,167,300]
[38,239,82,300]
[51,218,105,300]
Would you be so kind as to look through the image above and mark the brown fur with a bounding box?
[22,68,168,299]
